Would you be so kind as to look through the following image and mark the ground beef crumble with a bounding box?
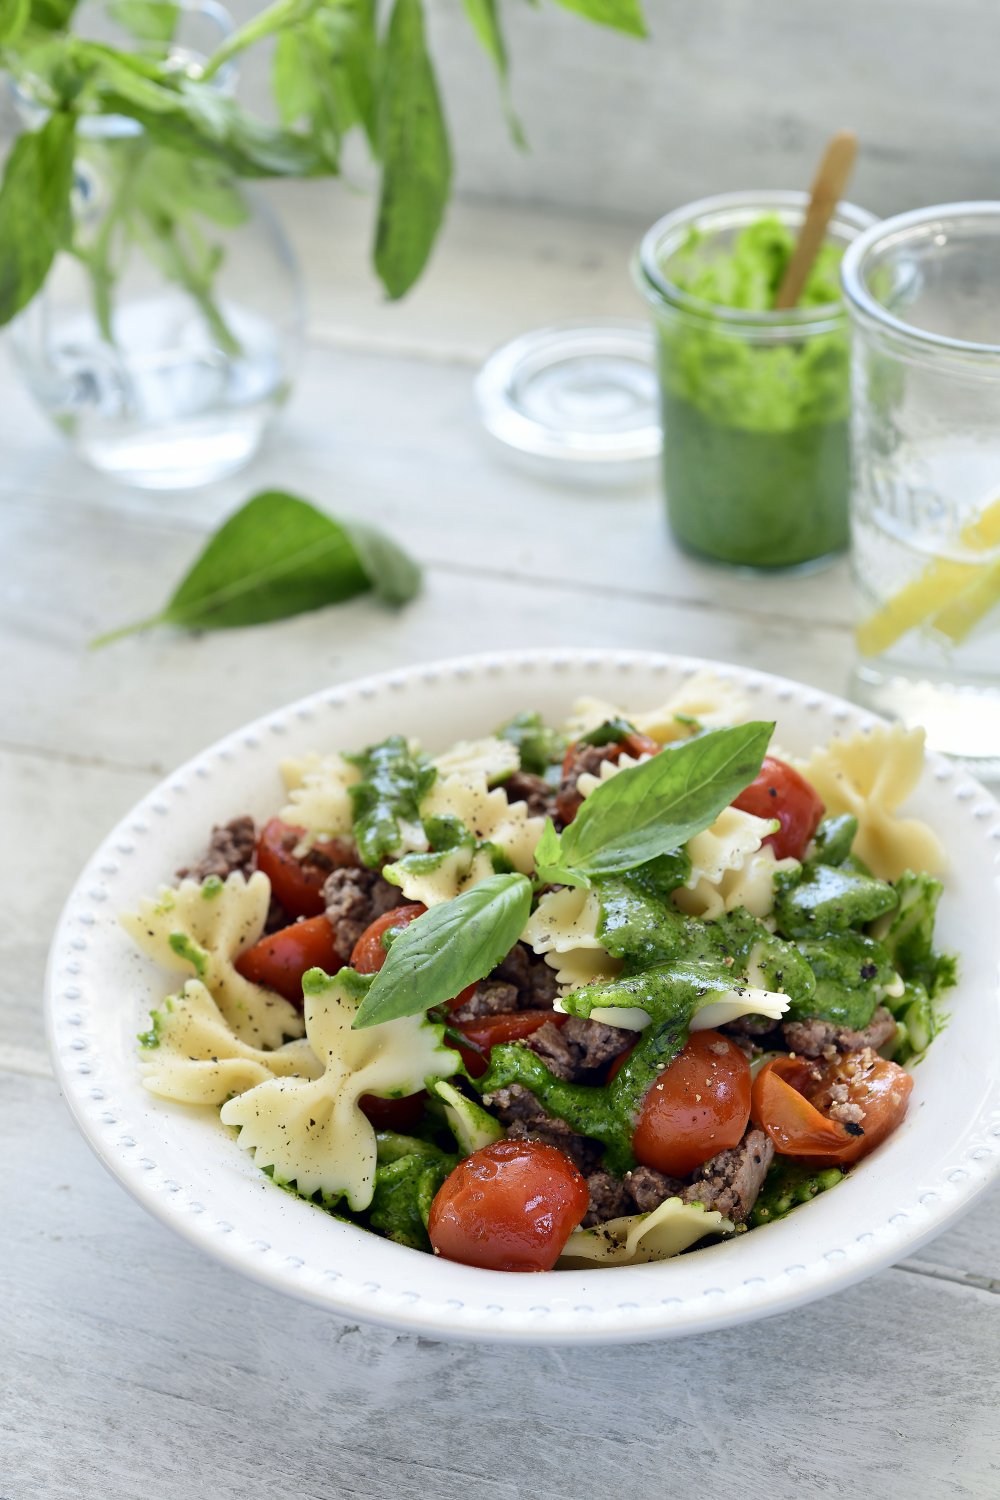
[682,1128,774,1224]
[525,1015,633,1081]
[451,942,558,1020]
[322,866,407,953]
[177,815,257,882]
[503,770,558,819]
[782,1005,897,1060]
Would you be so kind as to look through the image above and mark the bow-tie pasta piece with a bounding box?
[522,886,623,992]
[121,871,303,1047]
[220,970,456,1209]
[384,775,546,906]
[279,751,361,837]
[796,725,945,882]
[431,737,519,784]
[559,1197,733,1267]
[564,671,749,746]
[139,980,322,1105]
[674,807,799,920]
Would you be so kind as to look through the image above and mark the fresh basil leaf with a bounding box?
[353,873,533,1028]
[373,0,451,299]
[277,0,377,150]
[26,0,76,31]
[559,721,774,876]
[551,0,646,37]
[0,111,75,327]
[345,734,437,868]
[460,0,524,147]
[578,716,636,747]
[106,0,179,43]
[91,490,421,646]
[341,516,423,605]
[0,0,29,44]
[533,819,589,889]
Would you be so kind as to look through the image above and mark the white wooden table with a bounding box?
[4,188,999,1499]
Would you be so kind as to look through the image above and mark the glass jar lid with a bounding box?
[475,320,661,473]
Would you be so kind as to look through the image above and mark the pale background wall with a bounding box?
[229,0,999,227]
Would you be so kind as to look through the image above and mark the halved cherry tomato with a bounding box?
[451,1010,567,1079]
[751,1051,913,1165]
[235,915,346,1006]
[256,818,359,919]
[350,904,427,973]
[555,732,661,824]
[732,756,824,862]
[631,1030,751,1177]
[428,1139,590,1271]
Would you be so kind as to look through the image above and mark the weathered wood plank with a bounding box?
[3,1072,998,1500]
[1,495,856,771]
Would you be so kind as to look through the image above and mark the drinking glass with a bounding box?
[842,203,1000,776]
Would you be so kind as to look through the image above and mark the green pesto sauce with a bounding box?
[656,215,850,570]
[496,710,567,776]
[749,1160,844,1227]
[789,932,896,1031]
[167,931,208,978]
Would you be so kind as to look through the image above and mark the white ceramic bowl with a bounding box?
[46,650,1000,1344]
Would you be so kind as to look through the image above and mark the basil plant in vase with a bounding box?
[0,0,647,489]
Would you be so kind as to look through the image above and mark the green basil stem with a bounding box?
[72,140,145,343]
[199,0,319,82]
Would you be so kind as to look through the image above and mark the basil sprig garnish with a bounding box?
[535,721,774,887]
[352,873,532,1029]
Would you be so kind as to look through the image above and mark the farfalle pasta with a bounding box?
[125,681,954,1275]
[121,871,302,1048]
[140,980,322,1105]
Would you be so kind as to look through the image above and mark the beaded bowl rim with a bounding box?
[45,648,1000,1344]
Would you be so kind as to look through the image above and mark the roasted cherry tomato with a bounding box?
[234,915,346,1006]
[350,904,427,973]
[428,1140,590,1271]
[256,817,358,919]
[451,1010,567,1079]
[732,756,824,862]
[751,1051,913,1166]
[555,731,661,824]
[631,1030,751,1177]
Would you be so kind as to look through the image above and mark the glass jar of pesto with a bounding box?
[634,191,876,571]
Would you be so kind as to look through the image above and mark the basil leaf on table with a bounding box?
[535,722,774,882]
[91,490,421,646]
[374,0,452,300]
[0,111,75,326]
[353,874,533,1029]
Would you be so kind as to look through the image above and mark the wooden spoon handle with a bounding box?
[774,129,858,310]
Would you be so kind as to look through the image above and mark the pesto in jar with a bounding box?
[654,216,850,570]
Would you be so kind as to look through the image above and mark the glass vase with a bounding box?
[8,0,305,490]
